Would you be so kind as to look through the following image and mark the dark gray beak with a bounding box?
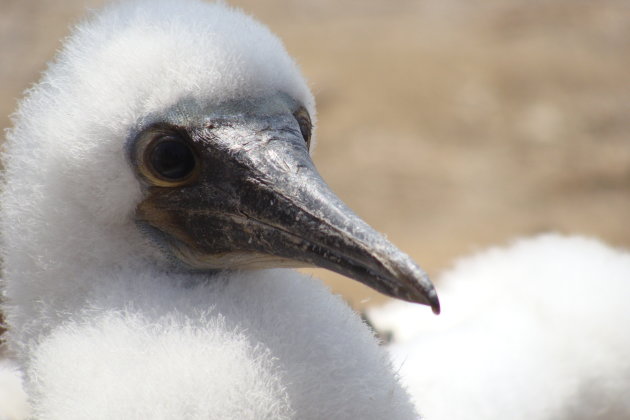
[136,114,440,314]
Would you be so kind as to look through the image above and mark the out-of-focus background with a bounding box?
[1,0,629,311]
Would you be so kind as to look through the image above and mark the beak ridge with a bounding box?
[138,117,440,314]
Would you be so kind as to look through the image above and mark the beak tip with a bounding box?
[407,271,440,315]
[412,284,440,315]
[422,273,441,315]
[390,272,440,314]
[429,291,441,315]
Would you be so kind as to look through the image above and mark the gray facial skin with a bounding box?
[131,95,440,314]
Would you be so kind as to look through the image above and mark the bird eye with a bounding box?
[150,138,196,180]
[136,129,199,187]
[293,107,312,149]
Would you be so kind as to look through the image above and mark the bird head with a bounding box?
[2,0,439,313]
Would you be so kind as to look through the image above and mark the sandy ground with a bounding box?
[1,0,629,313]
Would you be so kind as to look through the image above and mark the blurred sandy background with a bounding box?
[1,0,629,311]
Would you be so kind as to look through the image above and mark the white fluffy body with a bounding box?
[370,234,630,420]
[23,270,415,419]
[0,1,417,419]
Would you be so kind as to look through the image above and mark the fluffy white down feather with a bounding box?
[0,1,416,418]
[23,270,415,419]
[369,234,630,420]
[4,234,629,418]
[0,360,29,420]
[2,0,628,418]
[1,0,315,346]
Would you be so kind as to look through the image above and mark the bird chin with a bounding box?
[171,244,312,270]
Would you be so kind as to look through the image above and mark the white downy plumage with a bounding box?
[3,1,629,419]
[0,360,28,420]
[0,1,434,418]
[4,232,630,419]
[370,234,630,420]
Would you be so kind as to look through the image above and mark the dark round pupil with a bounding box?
[150,139,195,180]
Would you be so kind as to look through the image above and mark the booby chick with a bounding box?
[0,0,439,418]
[369,234,630,420]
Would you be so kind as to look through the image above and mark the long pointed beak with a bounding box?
[137,117,440,314]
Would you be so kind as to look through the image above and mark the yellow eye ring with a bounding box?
[135,127,200,187]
